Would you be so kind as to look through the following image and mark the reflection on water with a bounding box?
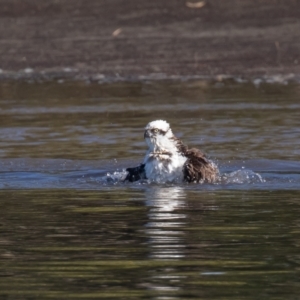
[145,187,186,259]
[0,80,300,299]
[144,186,187,294]
[1,188,299,299]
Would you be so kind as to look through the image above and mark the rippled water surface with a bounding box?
[0,80,300,299]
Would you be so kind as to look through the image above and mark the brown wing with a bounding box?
[183,148,219,183]
[170,136,188,154]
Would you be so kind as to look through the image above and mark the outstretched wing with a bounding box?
[124,164,146,182]
[183,148,219,183]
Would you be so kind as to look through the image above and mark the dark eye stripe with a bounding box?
[151,128,169,135]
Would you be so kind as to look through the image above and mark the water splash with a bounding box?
[221,169,264,184]
[105,169,128,184]
[103,167,265,186]
[2,158,300,190]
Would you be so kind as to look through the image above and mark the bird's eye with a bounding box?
[153,129,158,133]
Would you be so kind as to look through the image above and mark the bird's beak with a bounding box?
[144,129,150,139]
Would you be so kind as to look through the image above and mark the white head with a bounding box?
[144,120,175,152]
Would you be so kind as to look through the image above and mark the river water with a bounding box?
[0,80,300,299]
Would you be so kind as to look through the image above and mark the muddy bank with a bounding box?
[0,0,300,82]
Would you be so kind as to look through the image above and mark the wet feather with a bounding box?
[125,120,219,184]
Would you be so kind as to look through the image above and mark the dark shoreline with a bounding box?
[1,72,300,86]
[0,0,299,82]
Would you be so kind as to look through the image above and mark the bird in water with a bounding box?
[125,120,219,184]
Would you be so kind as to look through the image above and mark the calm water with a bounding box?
[0,80,300,299]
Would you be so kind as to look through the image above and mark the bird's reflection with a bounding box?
[144,186,187,260]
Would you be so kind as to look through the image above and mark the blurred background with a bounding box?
[0,0,300,79]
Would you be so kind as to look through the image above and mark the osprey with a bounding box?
[125,120,219,184]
